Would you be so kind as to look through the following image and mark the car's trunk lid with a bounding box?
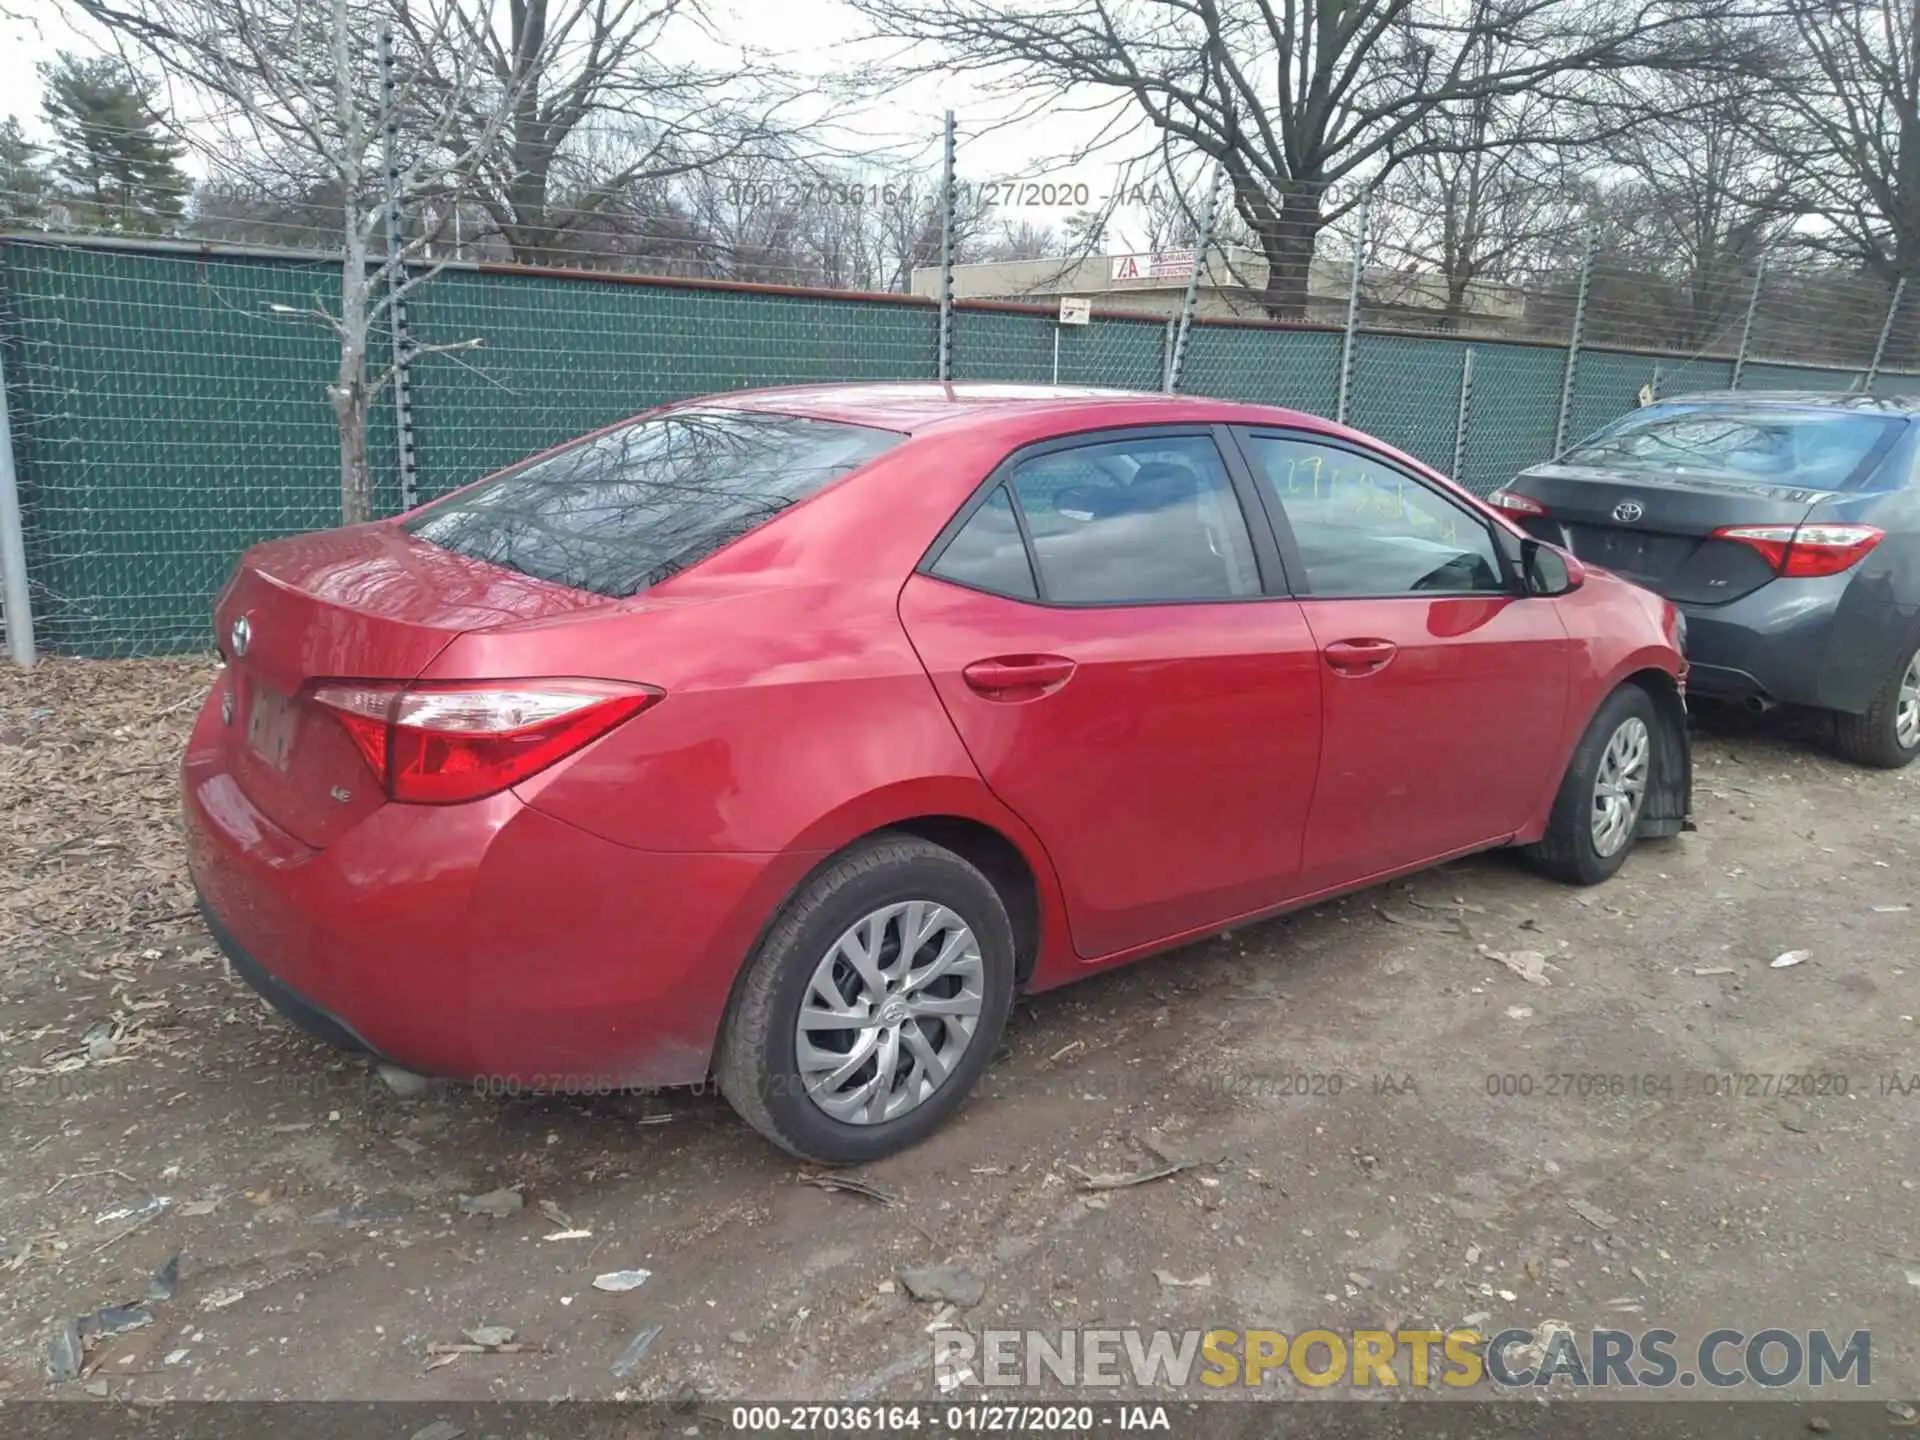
[212,523,611,848]
[1509,463,1835,604]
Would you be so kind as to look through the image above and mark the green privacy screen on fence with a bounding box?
[0,235,1903,657]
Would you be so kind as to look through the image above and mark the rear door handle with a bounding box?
[1322,638,1398,674]
[962,654,1077,698]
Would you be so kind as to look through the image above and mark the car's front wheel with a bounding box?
[1832,644,1920,770]
[1525,684,1659,886]
[716,834,1015,1163]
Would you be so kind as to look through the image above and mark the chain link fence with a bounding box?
[1,219,1917,658]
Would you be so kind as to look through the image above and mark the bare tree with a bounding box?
[866,177,993,291]
[680,155,824,284]
[79,0,520,521]
[1752,0,1920,286]
[978,217,1063,261]
[1137,183,1203,253]
[852,0,1763,319]
[394,0,802,266]
[1592,68,1790,350]
[1365,33,1584,329]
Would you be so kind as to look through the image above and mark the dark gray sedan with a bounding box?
[1491,391,1920,767]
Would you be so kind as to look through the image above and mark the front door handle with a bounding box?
[962,654,1077,698]
[1323,638,1398,675]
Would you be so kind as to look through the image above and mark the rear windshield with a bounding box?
[1564,406,1898,490]
[404,408,902,596]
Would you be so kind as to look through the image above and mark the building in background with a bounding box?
[912,245,1526,331]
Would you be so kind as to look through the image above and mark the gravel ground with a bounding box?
[2,658,1918,1412]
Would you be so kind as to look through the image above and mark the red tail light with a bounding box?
[311,680,661,804]
[1488,489,1548,518]
[1711,523,1885,578]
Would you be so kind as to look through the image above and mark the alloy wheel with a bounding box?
[1591,716,1650,858]
[1897,651,1920,751]
[794,901,985,1125]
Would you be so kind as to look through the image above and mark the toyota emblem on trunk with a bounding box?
[230,613,252,657]
[1612,500,1645,523]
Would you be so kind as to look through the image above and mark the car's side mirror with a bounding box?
[1522,538,1583,597]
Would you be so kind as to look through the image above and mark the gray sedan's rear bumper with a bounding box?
[1680,573,1912,714]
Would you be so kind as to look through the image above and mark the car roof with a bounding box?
[698,381,1327,435]
[1652,389,1920,416]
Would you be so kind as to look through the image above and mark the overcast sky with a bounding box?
[2,0,1182,250]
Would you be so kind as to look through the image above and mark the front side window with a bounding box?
[1244,434,1504,597]
[405,408,902,596]
[1003,435,1260,604]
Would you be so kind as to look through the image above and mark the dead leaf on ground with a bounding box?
[1478,946,1550,985]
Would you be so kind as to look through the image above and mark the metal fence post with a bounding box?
[1335,190,1370,425]
[1731,255,1767,391]
[1553,229,1597,454]
[1866,276,1907,391]
[377,21,419,510]
[0,341,32,667]
[1165,172,1220,393]
[936,111,956,383]
[1450,347,1475,482]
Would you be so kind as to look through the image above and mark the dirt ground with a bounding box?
[3,658,1918,1409]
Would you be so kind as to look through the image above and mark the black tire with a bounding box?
[715,833,1015,1164]
[1832,643,1920,770]
[1524,684,1659,886]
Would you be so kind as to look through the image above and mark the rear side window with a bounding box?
[405,409,901,596]
[1565,407,1899,490]
[1005,436,1260,603]
[931,486,1038,599]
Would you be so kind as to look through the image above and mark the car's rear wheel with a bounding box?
[716,834,1015,1164]
[1832,645,1920,770]
[1524,684,1659,886]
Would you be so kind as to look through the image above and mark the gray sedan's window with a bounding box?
[405,409,901,596]
[1566,407,1898,489]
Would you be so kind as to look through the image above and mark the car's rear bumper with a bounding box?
[183,688,819,1089]
[1678,574,1910,714]
[201,898,383,1056]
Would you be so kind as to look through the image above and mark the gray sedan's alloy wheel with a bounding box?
[1834,642,1920,770]
[1896,651,1920,752]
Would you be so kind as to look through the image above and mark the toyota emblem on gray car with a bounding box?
[230,613,252,657]
[1612,500,1645,523]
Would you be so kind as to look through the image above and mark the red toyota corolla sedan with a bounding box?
[184,384,1690,1162]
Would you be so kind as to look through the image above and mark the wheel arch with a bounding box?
[706,790,1070,1075]
[884,815,1043,988]
[1521,650,1690,844]
[1619,667,1693,838]
[777,779,1065,987]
